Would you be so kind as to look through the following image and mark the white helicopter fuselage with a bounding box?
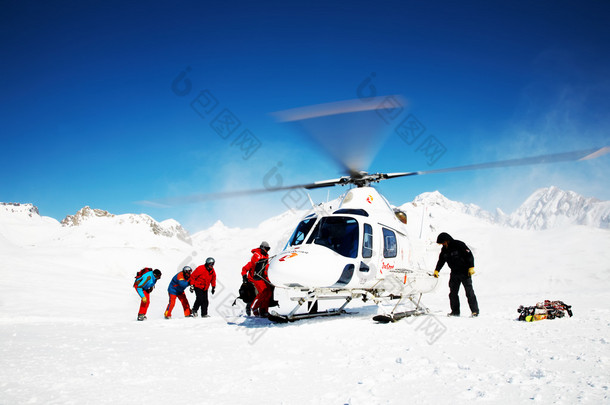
[268,187,438,300]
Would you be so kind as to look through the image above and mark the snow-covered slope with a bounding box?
[0,202,60,246]
[1,192,609,404]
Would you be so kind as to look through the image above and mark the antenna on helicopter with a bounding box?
[307,193,316,210]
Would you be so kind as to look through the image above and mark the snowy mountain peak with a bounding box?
[208,220,230,232]
[409,191,498,223]
[61,206,114,226]
[406,188,609,230]
[0,202,41,217]
[60,206,192,244]
[509,186,610,230]
[411,191,448,207]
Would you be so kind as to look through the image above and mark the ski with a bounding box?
[373,309,426,323]
[267,313,291,323]
[267,309,353,323]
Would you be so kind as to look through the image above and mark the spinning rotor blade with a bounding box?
[383,146,610,180]
[136,177,345,207]
[138,147,608,207]
[272,96,406,176]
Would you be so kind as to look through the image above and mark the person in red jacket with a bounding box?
[241,241,272,317]
[190,257,217,317]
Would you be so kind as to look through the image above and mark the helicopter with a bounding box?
[267,184,438,323]
[265,99,609,322]
[145,97,609,323]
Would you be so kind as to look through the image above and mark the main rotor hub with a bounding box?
[344,172,388,187]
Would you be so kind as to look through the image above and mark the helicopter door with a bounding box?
[382,228,397,258]
[359,223,373,274]
[362,223,373,258]
[381,227,398,273]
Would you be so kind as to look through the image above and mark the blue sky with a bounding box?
[2,1,609,231]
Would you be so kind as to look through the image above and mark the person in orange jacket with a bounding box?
[190,257,217,317]
[241,241,272,317]
[164,266,193,319]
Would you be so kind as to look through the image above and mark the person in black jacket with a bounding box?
[434,232,479,317]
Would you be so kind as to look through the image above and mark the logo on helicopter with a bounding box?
[366,195,374,204]
[279,252,299,261]
[381,262,395,270]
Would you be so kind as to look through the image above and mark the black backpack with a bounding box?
[232,281,257,306]
[252,258,268,281]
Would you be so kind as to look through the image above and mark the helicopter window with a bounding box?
[333,208,369,217]
[287,217,317,247]
[382,228,397,258]
[307,216,359,258]
[362,224,373,258]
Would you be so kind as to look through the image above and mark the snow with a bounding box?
[509,186,610,230]
[1,191,609,404]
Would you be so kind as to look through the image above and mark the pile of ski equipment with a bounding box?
[517,300,573,322]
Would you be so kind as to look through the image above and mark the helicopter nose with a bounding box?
[268,245,355,288]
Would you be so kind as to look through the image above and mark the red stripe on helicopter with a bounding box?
[279,252,298,262]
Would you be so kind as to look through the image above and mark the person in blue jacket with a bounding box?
[164,266,193,319]
[134,269,162,321]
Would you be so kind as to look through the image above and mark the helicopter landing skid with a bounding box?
[268,293,354,323]
[372,307,428,323]
[372,293,430,323]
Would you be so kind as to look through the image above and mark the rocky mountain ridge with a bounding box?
[1,186,608,246]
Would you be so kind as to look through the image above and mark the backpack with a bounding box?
[239,281,257,304]
[232,281,257,306]
[134,268,155,292]
[135,267,153,280]
[252,258,268,281]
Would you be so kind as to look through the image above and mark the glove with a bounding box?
[211,286,216,295]
[433,270,439,278]
[242,274,248,283]
[468,267,475,276]
[190,285,194,293]
[142,296,147,303]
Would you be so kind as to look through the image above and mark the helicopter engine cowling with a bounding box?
[268,244,357,289]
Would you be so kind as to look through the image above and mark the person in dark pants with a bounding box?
[433,232,479,317]
[190,257,217,317]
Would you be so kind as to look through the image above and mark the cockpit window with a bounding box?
[287,217,317,247]
[306,216,359,258]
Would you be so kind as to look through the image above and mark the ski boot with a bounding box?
[137,314,147,321]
